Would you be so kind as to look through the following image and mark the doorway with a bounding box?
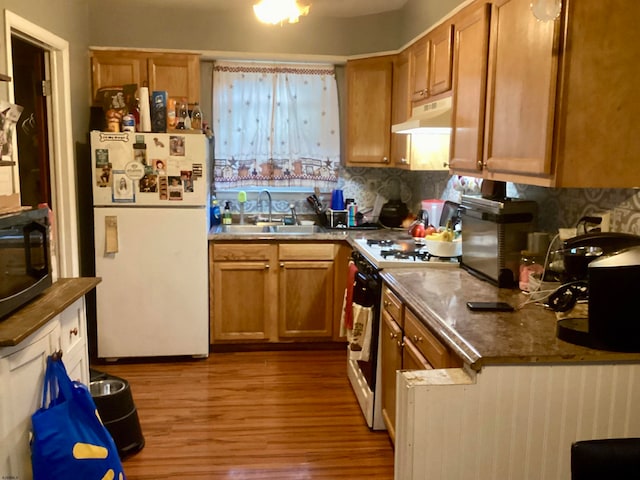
[11,35,51,208]
[4,10,80,279]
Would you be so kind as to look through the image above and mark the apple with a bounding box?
[410,222,426,238]
[425,225,437,236]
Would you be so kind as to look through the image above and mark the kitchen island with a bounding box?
[381,267,640,480]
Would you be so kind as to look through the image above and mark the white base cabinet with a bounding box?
[395,362,640,480]
[0,297,89,480]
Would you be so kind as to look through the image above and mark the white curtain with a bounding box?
[212,61,340,189]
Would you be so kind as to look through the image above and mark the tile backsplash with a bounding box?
[341,169,640,236]
[217,167,640,236]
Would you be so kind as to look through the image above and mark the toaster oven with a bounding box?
[460,195,537,287]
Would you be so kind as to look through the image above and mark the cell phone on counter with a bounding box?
[466,301,514,312]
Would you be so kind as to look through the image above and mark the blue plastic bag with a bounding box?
[31,355,126,480]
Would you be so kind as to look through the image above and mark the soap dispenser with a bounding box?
[223,201,232,225]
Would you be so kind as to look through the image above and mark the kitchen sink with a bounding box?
[268,225,324,234]
[217,224,325,235]
[218,225,268,234]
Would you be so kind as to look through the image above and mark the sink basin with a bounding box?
[218,225,268,234]
[268,225,324,234]
[217,224,324,235]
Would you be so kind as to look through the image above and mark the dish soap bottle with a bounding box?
[223,201,232,225]
[210,197,221,226]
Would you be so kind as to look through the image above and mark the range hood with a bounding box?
[392,96,452,134]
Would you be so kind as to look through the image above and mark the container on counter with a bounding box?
[222,201,232,225]
[210,198,221,226]
[519,250,545,292]
[346,199,358,227]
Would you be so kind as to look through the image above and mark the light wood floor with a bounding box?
[95,349,394,479]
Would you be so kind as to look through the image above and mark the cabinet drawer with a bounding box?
[279,243,335,261]
[58,298,85,356]
[382,286,404,327]
[404,309,450,369]
[213,244,273,261]
[403,336,433,371]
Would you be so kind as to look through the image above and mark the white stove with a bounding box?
[353,237,460,270]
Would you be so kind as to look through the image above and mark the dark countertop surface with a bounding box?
[0,277,101,347]
[381,267,640,370]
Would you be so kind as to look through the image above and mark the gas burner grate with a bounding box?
[367,239,395,247]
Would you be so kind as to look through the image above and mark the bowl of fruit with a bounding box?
[423,222,462,258]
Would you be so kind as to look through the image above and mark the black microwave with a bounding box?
[0,207,52,319]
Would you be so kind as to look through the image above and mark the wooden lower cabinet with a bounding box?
[278,243,335,339]
[210,241,349,345]
[380,307,403,444]
[380,285,461,445]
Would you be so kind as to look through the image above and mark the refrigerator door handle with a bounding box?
[105,215,119,254]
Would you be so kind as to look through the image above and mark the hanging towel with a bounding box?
[340,261,358,336]
[344,261,357,329]
[347,304,373,362]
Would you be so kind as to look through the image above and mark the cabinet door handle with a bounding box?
[477,160,484,169]
[412,334,423,343]
[400,158,408,164]
[265,264,270,269]
[70,327,78,336]
[279,262,284,268]
[443,162,449,168]
[382,157,389,163]
[397,340,403,348]
[383,300,390,308]
[389,332,397,340]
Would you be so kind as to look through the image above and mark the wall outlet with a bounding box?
[592,211,611,232]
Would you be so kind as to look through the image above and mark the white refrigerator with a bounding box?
[90,131,210,359]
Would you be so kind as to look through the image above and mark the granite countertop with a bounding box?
[381,268,640,370]
[0,277,101,347]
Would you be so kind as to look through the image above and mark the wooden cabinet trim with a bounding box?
[278,243,335,261]
[213,243,273,261]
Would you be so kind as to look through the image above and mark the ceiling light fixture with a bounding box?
[253,0,310,25]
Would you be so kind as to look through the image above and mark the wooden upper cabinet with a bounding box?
[147,54,200,105]
[409,37,429,103]
[483,0,558,181]
[428,21,454,97]
[449,1,492,176]
[410,22,454,105]
[477,0,640,187]
[90,50,200,106]
[91,51,145,104]
[345,55,394,166]
[391,51,411,168]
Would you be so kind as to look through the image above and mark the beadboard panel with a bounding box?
[396,363,640,480]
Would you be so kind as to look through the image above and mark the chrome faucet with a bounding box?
[257,189,272,222]
[289,203,299,225]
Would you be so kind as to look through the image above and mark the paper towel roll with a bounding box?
[138,87,151,132]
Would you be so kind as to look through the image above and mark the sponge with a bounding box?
[237,190,247,203]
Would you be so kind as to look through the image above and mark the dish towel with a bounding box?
[347,304,373,362]
[340,261,358,336]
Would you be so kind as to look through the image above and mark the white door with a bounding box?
[94,206,209,358]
